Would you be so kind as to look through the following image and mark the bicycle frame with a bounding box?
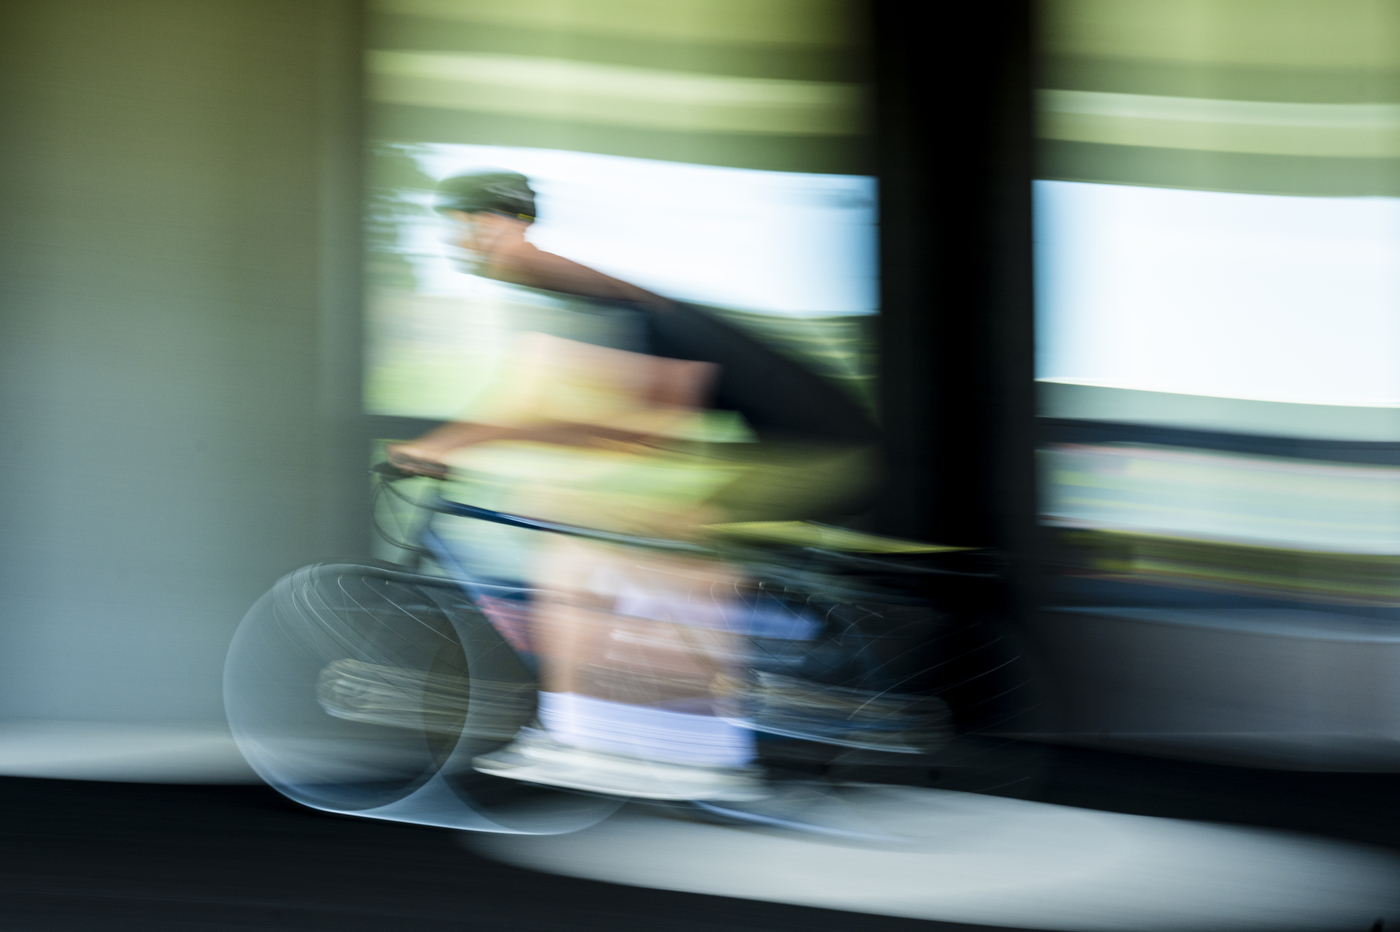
[223,469,1026,836]
[376,472,740,665]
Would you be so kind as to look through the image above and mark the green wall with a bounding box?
[0,0,364,724]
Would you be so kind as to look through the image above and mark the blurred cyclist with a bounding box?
[388,170,878,801]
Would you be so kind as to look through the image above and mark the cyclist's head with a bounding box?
[435,170,536,223]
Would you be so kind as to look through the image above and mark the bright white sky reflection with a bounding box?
[1036,180,1400,405]
[401,144,877,316]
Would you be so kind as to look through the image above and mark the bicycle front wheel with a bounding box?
[223,563,622,834]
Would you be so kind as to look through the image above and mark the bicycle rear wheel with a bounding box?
[224,563,622,834]
[745,559,1050,797]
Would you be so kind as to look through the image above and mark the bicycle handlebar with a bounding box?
[372,461,423,481]
[371,461,708,553]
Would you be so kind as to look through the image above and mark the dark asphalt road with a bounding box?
[0,746,1394,931]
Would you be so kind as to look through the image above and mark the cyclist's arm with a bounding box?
[386,421,658,477]
[486,240,672,311]
[387,344,716,476]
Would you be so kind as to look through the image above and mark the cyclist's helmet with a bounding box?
[435,170,536,222]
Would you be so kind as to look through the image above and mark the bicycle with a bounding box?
[223,463,1042,836]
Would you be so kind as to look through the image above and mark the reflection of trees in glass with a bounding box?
[366,143,436,292]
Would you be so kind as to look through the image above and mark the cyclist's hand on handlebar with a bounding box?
[385,443,449,479]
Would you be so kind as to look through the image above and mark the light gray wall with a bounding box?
[0,0,365,725]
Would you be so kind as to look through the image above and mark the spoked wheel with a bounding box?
[908,615,1050,797]
[224,564,622,834]
[746,559,1050,798]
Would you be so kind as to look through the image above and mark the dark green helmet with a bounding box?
[434,170,536,221]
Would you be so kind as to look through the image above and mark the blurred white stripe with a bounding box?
[1040,89,1400,157]
[0,722,257,783]
[368,51,861,135]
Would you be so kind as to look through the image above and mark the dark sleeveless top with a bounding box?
[562,297,880,447]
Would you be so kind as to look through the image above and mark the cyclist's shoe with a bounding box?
[472,730,767,801]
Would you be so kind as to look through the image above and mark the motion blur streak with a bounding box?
[1035,0,1400,771]
[368,51,862,135]
[471,788,1400,930]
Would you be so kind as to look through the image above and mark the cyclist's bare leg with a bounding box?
[533,538,737,692]
[473,536,761,797]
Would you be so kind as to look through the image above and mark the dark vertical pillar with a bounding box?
[872,2,1037,599]
[870,6,1044,763]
